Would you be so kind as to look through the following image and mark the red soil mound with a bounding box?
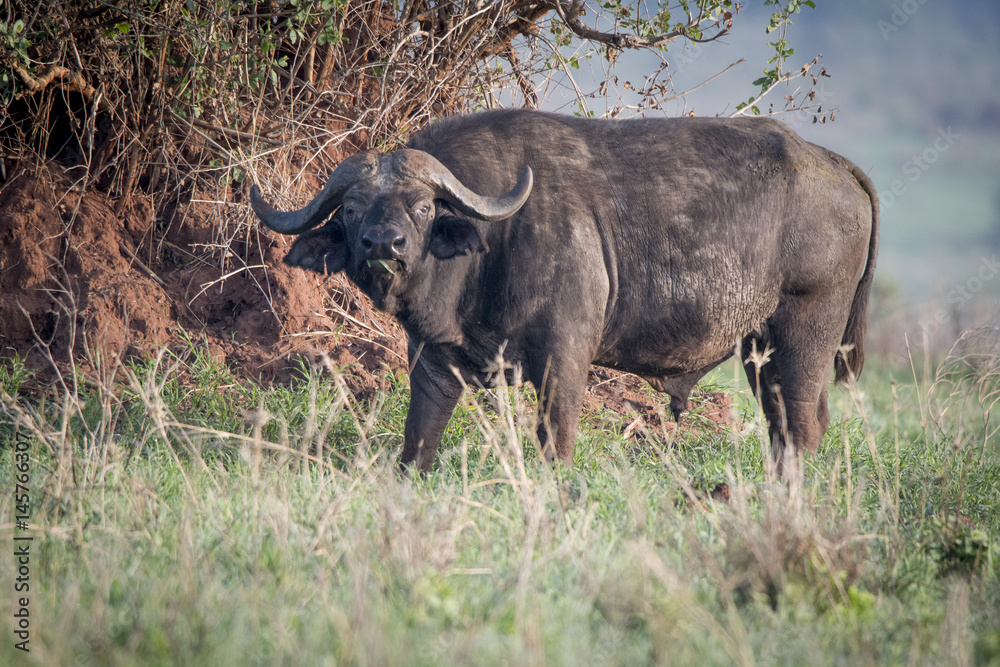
[0,164,404,398]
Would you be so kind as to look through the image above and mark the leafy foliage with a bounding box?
[1,1,824,202]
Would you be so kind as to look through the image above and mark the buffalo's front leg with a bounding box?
[401,354,463,472]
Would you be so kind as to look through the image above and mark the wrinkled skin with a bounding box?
[252,110,879,473]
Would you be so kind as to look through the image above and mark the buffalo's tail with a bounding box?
[835,164,880,384]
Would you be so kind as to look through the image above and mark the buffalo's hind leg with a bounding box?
[742,294,847,474]
[742,333,787,471]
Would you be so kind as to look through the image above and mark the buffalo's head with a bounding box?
[250,149,532,311]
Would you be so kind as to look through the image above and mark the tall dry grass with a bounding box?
[2,330,997,663]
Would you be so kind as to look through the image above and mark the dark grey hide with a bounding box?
[251,110,879,472]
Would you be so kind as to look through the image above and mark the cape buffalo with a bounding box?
[251,110,879,472]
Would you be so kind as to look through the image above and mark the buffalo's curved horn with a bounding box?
[391,149,533,222]
[250,151,380,235]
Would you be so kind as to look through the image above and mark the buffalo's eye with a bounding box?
[414,203,431,218]
[343,205,356,220]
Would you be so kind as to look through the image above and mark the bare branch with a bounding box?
[11,63,110,111]
[661,58,745,104]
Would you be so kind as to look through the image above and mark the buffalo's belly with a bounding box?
[594,333,736,377]
[594,292,778,376]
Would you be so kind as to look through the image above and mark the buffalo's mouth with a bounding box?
[365,258,405,276]
[358,257,407,311]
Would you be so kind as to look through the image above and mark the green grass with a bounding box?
[1,344,999,666]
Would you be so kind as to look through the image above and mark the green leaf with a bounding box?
[366,260,396,275]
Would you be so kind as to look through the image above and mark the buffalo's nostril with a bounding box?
[362,227,407,259]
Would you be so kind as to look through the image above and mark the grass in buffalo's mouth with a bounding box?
[366,258,402,275]
[1,345,998,666]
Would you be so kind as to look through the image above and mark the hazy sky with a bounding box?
[540,0,1000,309]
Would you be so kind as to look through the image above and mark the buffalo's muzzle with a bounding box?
[361,227,407,261]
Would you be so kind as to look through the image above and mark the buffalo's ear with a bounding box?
[428,215,488,260]
[284,220,348,274]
